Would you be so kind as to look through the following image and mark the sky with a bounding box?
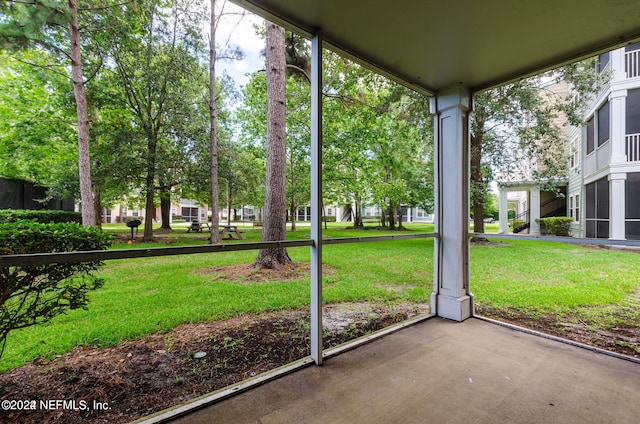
[213,1,264,87]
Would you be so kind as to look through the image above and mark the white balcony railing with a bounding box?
[626,49,640,78]
[626,133,640,161]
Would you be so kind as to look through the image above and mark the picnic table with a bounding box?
[219,225,243,239]
[187,220,210,233]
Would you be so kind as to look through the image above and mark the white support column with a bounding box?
[609,89,628,164]
[611,48,627,81]
[499,186,509,234]
[610,173,626,240]
[310,32,323,365]
[529,187,541,236]
[430,83,473,322]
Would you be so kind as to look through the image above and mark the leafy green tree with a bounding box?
[322,55,379,227]
[322,53,433,229]
[285,78,311,232]
[0,0,102,226]
[470,59,606,237]
[239,71,310,231]
[0,50,77,188]
[183,75,240,221]
[101,0,208,240]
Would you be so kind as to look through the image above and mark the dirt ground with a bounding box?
[1,259,638,424]
[475,304,640,359]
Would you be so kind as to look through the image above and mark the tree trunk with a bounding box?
[290,197,297,231]
[289,154,296,232]
[388,200,396,230]
[471,118,487,240]
[323,203,328,230]
[92,183,102,229]
[226,186,232,226]
[68,0,96,227]
[354,197,363,228]
[160,187,171,229]
[143,131,157,241]
[254,22,292,269]
[208,0,220,244]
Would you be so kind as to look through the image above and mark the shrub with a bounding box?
[122,216,143,224]
[0,209,82,224]
[0,220,114,358]
[511,219,525,229]
[536,217,573,236]
[363,217,381,223]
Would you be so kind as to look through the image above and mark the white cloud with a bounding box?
[213,1,264,86]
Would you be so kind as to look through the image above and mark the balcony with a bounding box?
[626,133,640,161]
[626,49,640,79]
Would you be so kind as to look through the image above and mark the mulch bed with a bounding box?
[0,302,428,424]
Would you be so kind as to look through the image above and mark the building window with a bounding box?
[416,208,426,218]
[575,194,580,222]
[597,51,610,73]
[627,88,640,135]
[182,207,198,222]
[171,207,176,216]
[625,173,640,239]
[327,208,333,216]
[585,101,610,154]
[585,178,609,238]
[597,101,610,147]
[569,138,579,168]
[569,196,574,219]
[586,117,595,154]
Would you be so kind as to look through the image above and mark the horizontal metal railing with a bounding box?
[0,233,438,267]
[0,240,313,267]
[471,232,640,247]
[6,231,640,268]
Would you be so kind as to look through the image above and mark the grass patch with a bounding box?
[1,225,434,372]
[2,229,639,372]
[471,240,640,314]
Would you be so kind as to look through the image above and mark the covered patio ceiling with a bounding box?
[235,0,640,94]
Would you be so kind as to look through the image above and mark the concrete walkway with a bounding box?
[169,318,640,424]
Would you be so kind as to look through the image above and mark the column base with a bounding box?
[433,293,474,321]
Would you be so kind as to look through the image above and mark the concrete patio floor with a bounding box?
[168,317,640,424]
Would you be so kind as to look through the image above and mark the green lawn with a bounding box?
[471,239,640,337]
[1,224,639,371]
[471,239,640,311]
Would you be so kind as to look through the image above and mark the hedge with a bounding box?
[535,217,573,236]
[511,219,525,229]
[0,220,114,359]
[0,209,82,224]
